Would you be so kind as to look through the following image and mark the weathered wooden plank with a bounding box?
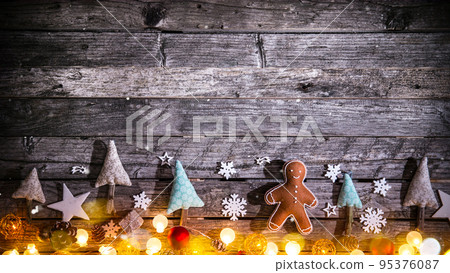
[0,137,449,180]
[0,218,448,254]
[2,67,449,98]
[1,179,449,219]
[1,32,450,68]
[0,32,256,68]
[0,1,449,32]
[0,99,448,137]
[262,33,450,68]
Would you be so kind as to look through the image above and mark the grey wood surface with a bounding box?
[0,137,449,180]
[3,67,448,98]
[0,98,448,137]
[1,0,449,32]
[1,32,449,68]
[1,179,448,219]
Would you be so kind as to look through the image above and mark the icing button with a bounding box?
[294,190,298,193]
[295,185,298,188]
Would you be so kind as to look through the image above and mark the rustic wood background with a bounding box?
[0,0,449,254]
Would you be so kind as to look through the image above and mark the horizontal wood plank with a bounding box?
[0,137,449,180]
[1,32,450,68]
[1,179,449,219]
[1,67,449,98]
[262,33,450,68]
[0,98,448,137]
[0,218,448,254]
[0,1,449,32]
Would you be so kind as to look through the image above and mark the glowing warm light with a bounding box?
[265,242,278,255]
[152,214,168,233]
[76,229,89,246]
[444,249,450,255]
[399,244,415,255]
[99,246,117,255]
[146,238,162,255]
[23,244,39,255]
[220,228,235,245]
[285,241,301,256]
[406,231,422,248]
[3,249,19,255]
[350,249,364,255]
[419,238,441,255]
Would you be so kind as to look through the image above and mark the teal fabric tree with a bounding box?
[167,161,204,216]
[337,172,362,235]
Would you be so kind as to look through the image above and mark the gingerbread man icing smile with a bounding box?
[264,159,318,234]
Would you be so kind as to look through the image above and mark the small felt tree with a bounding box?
[12,168,46,222]
[337,172,362,236]
[167,160,204,225]
[403,157,438,231]
[95,140,132,214]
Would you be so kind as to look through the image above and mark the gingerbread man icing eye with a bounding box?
[290,170,293,172]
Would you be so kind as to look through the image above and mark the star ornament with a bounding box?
[432,190,450,221]
[158,152,173,166]
[322,202,337,217]
[47,184,90,222]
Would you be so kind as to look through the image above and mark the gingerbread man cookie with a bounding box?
[264,159,318,234]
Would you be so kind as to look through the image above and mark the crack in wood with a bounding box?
[254,33,266,68]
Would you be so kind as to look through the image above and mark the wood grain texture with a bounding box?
[2,67,449,98]
[1,179,449,219]
[0,218,448,254]
[0,0,449,32]
[262,33,450,68]
[0,98,448,137]
[0,137,449,180]
[1,32,450,68]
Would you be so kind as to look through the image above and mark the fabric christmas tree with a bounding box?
[12,168,46,222]
[95,140,132,214]
[337,172,362,235]
[403,157,438,231]
[167,161,204,224]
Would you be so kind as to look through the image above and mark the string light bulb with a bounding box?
[146,238,162,255]
[444,249,450,255]
[220,228,235,245]
[406,231,422,248]
[419,238,441,255]
[399,244,415,255]
[350,249,364,255]
[285,241,301,255]
[265,242,278,255]
[23,244,39,255]
[76,229,89,246]
[3,249,19,255]
[152,214,168,233]
[99,246,117,255]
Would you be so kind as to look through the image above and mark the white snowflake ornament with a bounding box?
[71,166,89,174]
[133,191,152,210]
[102,220,120,238]
[325,164,341,183]
[359,207,387,234]
[322,202,337,217]
[218,161,237,180]
[222,193,247,221]
[255,157,271,166]
[373,178,391,197]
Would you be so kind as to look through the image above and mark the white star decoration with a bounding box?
[322,202,337,217]
[47,183,90,222]
[255,157,271,166]
[158,152,173,166]
[432,190,450,221]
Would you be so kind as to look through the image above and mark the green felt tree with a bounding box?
[167,160,204,225]
[337,172,362,236]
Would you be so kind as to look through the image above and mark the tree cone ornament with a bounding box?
[91,225,106,242]
[211,239,227,252]
[342,235,359,252]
